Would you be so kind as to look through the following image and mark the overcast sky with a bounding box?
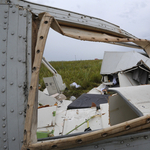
[28,0,150,61]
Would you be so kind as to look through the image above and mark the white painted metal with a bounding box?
[63,106,110,135]
[37,100,72,136]
[43,76,60,95]
[42,57,57,75]
[54,74,66,91]
[101,51,150,74]
[100,103,110,128]
[5,0,147,53]
[38,90,58,106]
[9,0,137,39]
[37,100,109,136]
[88,84,106,95]
[37,105,58,136]
[118,72,139,87]
[63,108,102,135]
[109,85,150,116]
[101,51,125,74]
[53,100,72,136]
[38,106,57,128]
[109,93,139,125]
[87,88,102,94]
[53,108,67,136]
[43,87,49,95]
[43,74,66,96]
[57,100,72,110]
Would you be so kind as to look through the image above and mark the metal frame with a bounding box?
[22,13,150,150]
[0,2,32,150]
[0,0,150,150]
[68,130,150,150]
[2,1,150,51]
[0,4,9,150]
[23,12,53,146]
[8,0,135,37]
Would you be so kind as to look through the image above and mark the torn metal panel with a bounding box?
[10,0,135,38]
[38,106,57,128]
[38,90,58,106]
[61,25,115,40]
[37,98,110,136]
[109,85,150,116]
[107,41,142,49]
[134,41,150,57]
[42,57,66,95]
[61,25,149,44]
[101,51,126,74]
[109,93,140,126]
[23,12,53,145]
[37,100,72,137]
[43,75,66,96]
[63,107,109,135]
[101,51,150,75]
[42,57,57,75]
[88,84,107,95]
[28,113,150,150]
[132,67,149,84]
[7,0,150,56]
[0,1,150,150]
[100,103,110,128]
[61,25,147,49]
[118,72,139,87]
[51,18,64,34]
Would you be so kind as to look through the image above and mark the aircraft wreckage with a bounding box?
[0,0,150,150]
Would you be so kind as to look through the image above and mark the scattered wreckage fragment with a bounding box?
[37,90,110,137]
[37,50,150,140]
[0,0,150,150]
[38,56,110,137]
[100,51,150,87]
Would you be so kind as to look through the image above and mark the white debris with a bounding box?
[38,90,59,106]
[70,96,76,101]
[70,82,81,88]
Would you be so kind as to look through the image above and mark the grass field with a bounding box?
[39,60,102,99]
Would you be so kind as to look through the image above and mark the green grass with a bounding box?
[39,60,102,99]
